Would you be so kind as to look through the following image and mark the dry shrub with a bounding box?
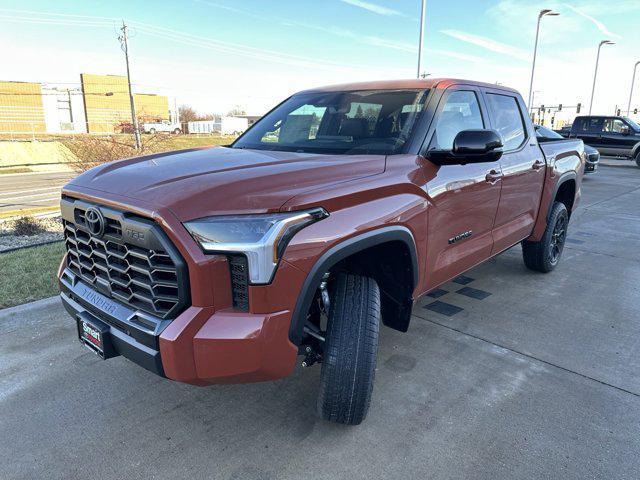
[63,134,172,172]
[13,217,45,236]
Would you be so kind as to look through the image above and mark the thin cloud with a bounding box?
[441,29,529,61]
[339,0,404,17]
[564,4,621,39]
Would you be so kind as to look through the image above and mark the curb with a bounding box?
[0,295,61,319]
[0,239,63,254]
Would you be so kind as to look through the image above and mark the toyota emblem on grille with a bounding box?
[85,207,105,237]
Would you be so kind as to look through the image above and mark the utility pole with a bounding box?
[118,21,141,150]
[416,0,426,79]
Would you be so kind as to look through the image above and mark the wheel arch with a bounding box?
[288,226,418,346]
[548,172,577,222]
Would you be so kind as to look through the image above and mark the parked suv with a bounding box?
[59,79,584,425]
[569,115,640,167]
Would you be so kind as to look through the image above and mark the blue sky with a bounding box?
[2,0,639,115]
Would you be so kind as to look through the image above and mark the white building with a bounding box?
[41,86,87,134]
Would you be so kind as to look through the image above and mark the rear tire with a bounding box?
[173,128,181,134]
[317,273,380,425]
[522,201,569,273]
[149,128,156,134]
[635,152,640,168]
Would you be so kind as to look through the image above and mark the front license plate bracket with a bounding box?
[76,313,118,359]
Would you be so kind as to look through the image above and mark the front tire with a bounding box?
[149,128,156,134]
[317,273,380,425]
[522,201,569,273]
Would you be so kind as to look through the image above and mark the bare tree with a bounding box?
[227,106,247,116]
[178,105,199,123]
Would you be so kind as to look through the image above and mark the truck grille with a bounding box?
[61,198,189,320]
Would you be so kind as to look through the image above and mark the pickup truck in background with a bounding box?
[58,78,585,425]
[569,115,640,168]
[142,120,182,134]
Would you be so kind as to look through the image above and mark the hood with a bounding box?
[67,147,385,221]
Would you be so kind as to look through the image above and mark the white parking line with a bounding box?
[0,190,63,201]
[0,196,60,205]
[0,186,63,198]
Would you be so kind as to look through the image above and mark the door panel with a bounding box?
[484,92,546,253]
[601,118,637,156]
[422,87,502,288]
[425,163,502,288]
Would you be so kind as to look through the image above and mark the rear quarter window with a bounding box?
[486,93,526,151]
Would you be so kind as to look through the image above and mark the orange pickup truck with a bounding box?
[59,78,585,425]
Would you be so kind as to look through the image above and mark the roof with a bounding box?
[299,78,519,95]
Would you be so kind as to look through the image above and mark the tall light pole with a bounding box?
[118,21,142,150]
[527,9,559,109]
[627,61,640,116]
[589,40,615,115]
[417,0,426,79]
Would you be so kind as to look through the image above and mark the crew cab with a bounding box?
[569,115,640,167]
[58,79,584,425]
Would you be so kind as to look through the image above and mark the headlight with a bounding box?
[184,208,328,284]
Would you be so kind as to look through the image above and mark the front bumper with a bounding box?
[585,154,599,173]
[59,264,299,385]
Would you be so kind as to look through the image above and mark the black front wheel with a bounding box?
[522,201,569,273]
[317,273,380,425]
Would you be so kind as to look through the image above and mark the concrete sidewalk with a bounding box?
[1,165,639,480]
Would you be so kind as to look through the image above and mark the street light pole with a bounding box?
[527,9,559,109]
[627,61,640,116]
[589,40,615,115]
[417,0,426,79]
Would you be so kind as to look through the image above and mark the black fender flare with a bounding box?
[547,171,577,222]
[288,226,419,345]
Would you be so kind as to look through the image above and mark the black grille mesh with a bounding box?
[63,219,181,318]
[228,255,249,311]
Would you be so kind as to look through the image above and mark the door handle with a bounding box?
[485,170,503,184]
[532,160,545,170]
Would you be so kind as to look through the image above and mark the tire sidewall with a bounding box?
[543,202,569,270]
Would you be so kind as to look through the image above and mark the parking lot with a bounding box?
[1,164,638,480]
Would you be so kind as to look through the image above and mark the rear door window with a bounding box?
[486,93,526,151]
[584,118,604,133]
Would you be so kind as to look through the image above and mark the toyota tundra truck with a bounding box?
[58,79,585,425]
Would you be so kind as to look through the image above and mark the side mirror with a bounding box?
[620,126,630,135]
[428,129,504,165]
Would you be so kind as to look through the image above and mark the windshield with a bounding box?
[623,117,640,132]
[233,89,430,155]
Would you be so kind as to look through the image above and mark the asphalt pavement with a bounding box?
[0,164,639,479]
[0,171,76,216]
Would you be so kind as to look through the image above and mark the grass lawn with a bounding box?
[0,242,65,309]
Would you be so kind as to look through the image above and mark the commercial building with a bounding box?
[0,74,170,135]
[80,74,169,133]
[0,81,47,134]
